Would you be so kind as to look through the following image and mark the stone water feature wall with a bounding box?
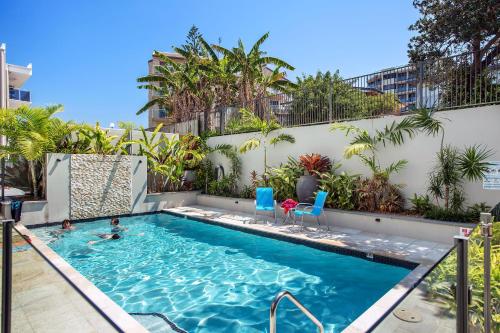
[70,154,132,219]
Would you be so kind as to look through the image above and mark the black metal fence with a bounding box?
[164,46,500,135]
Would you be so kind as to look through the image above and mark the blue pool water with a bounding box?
[33,214,411,333]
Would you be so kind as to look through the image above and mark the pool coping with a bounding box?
[14,223,149,333]
[161,208,448,333]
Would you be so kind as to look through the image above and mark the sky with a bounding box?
[1,0,419,127]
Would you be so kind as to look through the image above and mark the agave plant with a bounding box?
[299,153,331,175]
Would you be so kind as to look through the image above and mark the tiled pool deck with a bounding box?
[164,205,454,333]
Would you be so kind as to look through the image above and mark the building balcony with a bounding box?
[7,63,32,88]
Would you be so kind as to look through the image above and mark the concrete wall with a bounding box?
[207,105,500,207]
[197,194,472,244]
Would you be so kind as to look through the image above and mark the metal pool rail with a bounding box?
[269,290,324,333]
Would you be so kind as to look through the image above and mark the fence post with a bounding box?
[203,110,208,134]
[2,219,13,333]
[219,108,225,135]
[455,235,469,333]
[328,84,333,123]
[416,61,425,109]
[480,213,493,333]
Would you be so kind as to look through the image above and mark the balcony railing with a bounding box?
[8,88,31,102]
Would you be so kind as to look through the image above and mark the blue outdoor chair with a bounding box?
[254,187,277,223]
[293,191,329,229]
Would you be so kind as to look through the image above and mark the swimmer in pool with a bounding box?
[110,218,127,233]
[62,219,75,230]
[88,233,121,245]
[50,219,75,237]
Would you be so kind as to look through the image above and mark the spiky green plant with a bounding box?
[238,108,295,172]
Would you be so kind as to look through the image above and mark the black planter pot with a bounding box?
[183,170,197,183]
[296,174,319,203]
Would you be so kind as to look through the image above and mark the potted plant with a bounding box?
[296,153,331,203]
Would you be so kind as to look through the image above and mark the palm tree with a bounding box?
[238,109,295,173]
[211,32,295,107]
[331,117,418,179]
[0,105,63,199]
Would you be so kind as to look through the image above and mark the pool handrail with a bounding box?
[269,290,324,333]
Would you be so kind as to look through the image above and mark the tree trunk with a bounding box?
[444,185,450,210]
[28,160,38,199]
[471,37,482,78]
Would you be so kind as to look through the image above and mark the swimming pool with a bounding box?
[33,213,412,333]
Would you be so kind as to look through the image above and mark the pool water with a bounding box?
[33,214,411,333]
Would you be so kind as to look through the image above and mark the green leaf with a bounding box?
[239,138,261,153]
[458,145,493,182]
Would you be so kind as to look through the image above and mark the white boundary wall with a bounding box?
[207,105,500,207]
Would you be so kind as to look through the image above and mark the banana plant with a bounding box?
[238,108,295,173]
[133,124,204,192]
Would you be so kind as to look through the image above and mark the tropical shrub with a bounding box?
[355,175,405,213]
[410,194,432,215]
[292,70,403,123]
[423,204,490,223]
[207,174,239,197]
[194,159,214,193]
[318,165,359,210]
[265,157,304,201]
[134,125,203,192]
[298,154,331,175]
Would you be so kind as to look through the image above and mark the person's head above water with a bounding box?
[112,233,121,240]
[111,218,120,226]
[62,219,72,229]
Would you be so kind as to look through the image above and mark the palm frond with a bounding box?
[250,32,269,56]
[239,138,261,153]
[384,160,408,176]
[258,56,295,70]
[458,144,493,181]
[409,108,444,137]
[270,133,295,146]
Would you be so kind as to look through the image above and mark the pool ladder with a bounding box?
[269,290,324,333]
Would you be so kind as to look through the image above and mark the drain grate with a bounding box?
[393,308,422,323]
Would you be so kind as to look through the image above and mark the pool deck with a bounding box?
[164,205,453,333]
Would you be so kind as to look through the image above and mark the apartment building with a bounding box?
[147,52,184,129]
[0,43,32,109]
[367,66,417,111]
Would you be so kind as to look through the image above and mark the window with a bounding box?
[383,84,396,91]
[158,109,167,118]
[383,73,397,80]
